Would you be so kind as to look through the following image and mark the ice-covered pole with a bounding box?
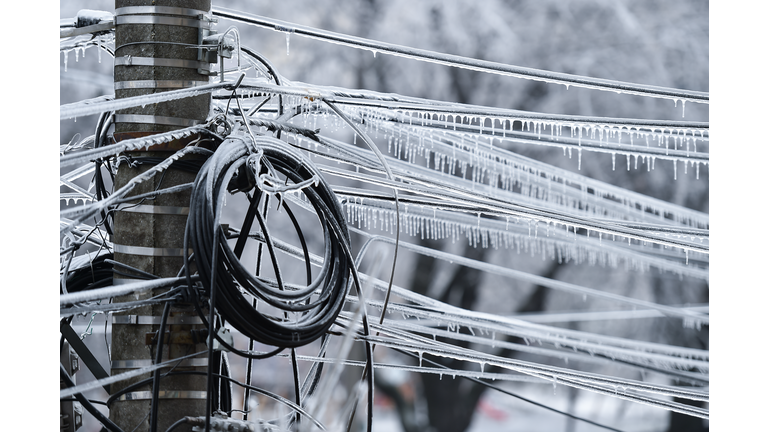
[110,1,213,431]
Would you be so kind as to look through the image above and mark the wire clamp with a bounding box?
[212,328,233,352]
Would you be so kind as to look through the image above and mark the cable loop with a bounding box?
[186,133,352,348]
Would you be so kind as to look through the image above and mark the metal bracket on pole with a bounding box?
[60,322,111,394]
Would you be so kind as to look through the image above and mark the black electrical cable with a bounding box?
[241,193,270,422]
[61,363,125,432]
[106,259,160,281]
[60,316,74,353]
[164,417,189,432]
[149,301,171,432]
[218,351,233,414]
[92,111,115,235]
[185,135,352,349]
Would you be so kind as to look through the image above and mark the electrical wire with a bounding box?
[212,7,708,103]
[59,6,710,429]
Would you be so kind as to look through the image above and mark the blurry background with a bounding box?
[60,1,709,431]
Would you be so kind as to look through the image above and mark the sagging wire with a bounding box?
[252,90,401,324]
[396,348,627,432]
[324,100,401,328]
[217,79,709,138]
[60,145,214,235]
[237,219,709,383]
[212,7,708,104]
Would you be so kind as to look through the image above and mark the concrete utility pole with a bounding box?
[111,1,213,430]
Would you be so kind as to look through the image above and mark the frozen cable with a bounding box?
[212,7,708,104]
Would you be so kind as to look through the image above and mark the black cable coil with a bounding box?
[186,132,352,349]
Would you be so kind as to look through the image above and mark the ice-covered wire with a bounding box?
[60,277,190,305]
[212,7,708,103]
[240,196,708,366]
[60,145,213,233]
[60,81,232,120]
[222,79,709,133]
[353,232,707,323]
[353,332,707,417]
[393,349,627,432]
[335,193,708,279]
[258,215,708,375]
[324,100,401,325]
[364,108,709,165]
[60,295,179,317]
[319,164,708,254]
[60,351,206,399]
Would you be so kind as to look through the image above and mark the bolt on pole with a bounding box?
[111,1,213,431]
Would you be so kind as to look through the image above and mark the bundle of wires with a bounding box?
[61,252,114,294]
[185,129,352,349]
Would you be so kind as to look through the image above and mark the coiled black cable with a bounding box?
[185,133,352,349]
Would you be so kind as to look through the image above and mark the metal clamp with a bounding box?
[117,391,208,401]
[119,204,190,215]
[115,15,212,30]
[112,315,203,325]
[114,115,204,128]
[113,244,192,257]
[114,80,209,90]
[115,6,209,17]
[115,56,211,71]
[111,358,208,369]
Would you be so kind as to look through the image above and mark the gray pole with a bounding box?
[111,1,213,431]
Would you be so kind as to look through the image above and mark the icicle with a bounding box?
[285,32,291,55]
[577,148,582,170]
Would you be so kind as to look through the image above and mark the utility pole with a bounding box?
[111,1,213,430]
